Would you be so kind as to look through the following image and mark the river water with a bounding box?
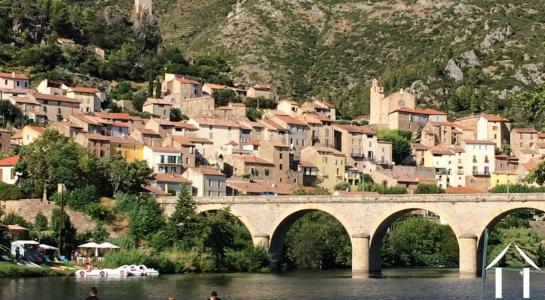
[1,269,545,299]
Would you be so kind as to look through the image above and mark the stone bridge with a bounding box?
[157,193,545,277]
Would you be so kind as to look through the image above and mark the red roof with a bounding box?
[260,119,287,130]
[482,114,506,122]
[334,124,375,135]
[137,128,161,136]
[235,155,274,165]
[272,114,308,126]
[170,136,195,146]
[512,128,538,134]
[225,140,239,146]
[153,173,191,184]
[176,76,201,85]
[299,160,317,168]
[192,117,240,128]
[429,145,454,155]
[0,72,28,80]
[390,107,447,115]
[463,139,496,145]
[148,146,179,153]
[31,93,80,104]
[26,126,46,133]
[194,167,225,176]
[69,87,100,94]
[0,155,19,166]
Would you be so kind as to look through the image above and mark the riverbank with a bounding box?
[0,262,73,278]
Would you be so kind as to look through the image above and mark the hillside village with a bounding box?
[0,67,543,197]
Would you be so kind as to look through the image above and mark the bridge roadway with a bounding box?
[157,193,545,277]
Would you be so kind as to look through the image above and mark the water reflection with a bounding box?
[1,269,545,299]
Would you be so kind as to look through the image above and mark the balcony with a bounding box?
[351,151,364,158]
[473,170,491,176]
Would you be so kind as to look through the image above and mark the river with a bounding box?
[1,269,545,299]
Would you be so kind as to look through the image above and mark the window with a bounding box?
[186,158,190,164]
[301,140,305,147]
[279,164,283,170]
[57,107,61,114]
[189,147,194,154]
[279,153,283,159]
[218,181,221,188]
[264,169,270,176]
[24,82,28,88]
[16,81,19,87]
[208,179,212,187]
[322,156,327,163]
[160,155,165,163]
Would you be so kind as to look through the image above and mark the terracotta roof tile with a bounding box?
[68,87,100,94]
[334,124,375,135]
[234,155,274,165]
[0,72,28,80]
[0,155,19,166]
[512,128,538,134]
[463,139,496,145]
[194,167,225,176]
[192,117,241,128]
[153,173,191,184]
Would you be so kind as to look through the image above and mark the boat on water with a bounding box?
[75,265,159,278]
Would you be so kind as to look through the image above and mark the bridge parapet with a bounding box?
[157,193,545,205]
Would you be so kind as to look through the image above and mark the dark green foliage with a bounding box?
[154,77,161,98]
[127,196,165,240]
[487,210,545,267]
[244,97,276,109]
[2,213,32,229]
[415,184,444,194]
[107,156,153,194]
[246,107,262,121]
[169,108,186,121]
[91,221,109,242]
[293,187,331,195]
[526,160,545,185]
[381,216,458,267]
[0,101,24,127]
[359,183,407,194]
[377,129,412,165]
[283,212,351,269]
[57,186,99,211]
[16,129,82,200]
[511,84,545,129]
[85,203,113,221]
[50,208,77,255]
[212,89,240,107]
[334,182,350,191]
[34,212,48,232]
[0,182,23,200]
[166,189,199,248]
[490,184,545,193]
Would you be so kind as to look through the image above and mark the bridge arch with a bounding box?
[268,204,354,270]
[368,206,464,275]
[476,203,545,276]
[196,204,262,246]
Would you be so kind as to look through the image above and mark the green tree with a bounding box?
[382,216,458,267]
[16,129,82,200]
[415,183,444,194]
[155,77,161,98]
[377,130,411,165]
[0,100,24,126]
[169,108,185,122]
[526,160,545,185]
[128,196,165,240]
[167,188,199,247]
[34,211,48,232]
[2,212,32,229]
[246,107,262,121]
[284,212,351,269]
[212,89,240,107]
[107,156,153,194]
[512,84,545,128]
[50,208,77,255]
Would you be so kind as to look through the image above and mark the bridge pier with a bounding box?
[459,234,478,278]
[252,233,270,250]
[351,233,370,273]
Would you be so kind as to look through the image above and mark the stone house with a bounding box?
[0,155,19,184]
[66,87,101,113]
[94,112,145,130]
[48,121,84,138]
[36,79,68,95]
[162,74,202,100]
[74,133,111,158]
[0,129,11,154]
[463,140,496,191]
[223,155,275,181]
[214,102,247,120]
[247,84,273,99]
[387,107,447,132]
[510,128,539,157]
[110,136,144,162]
[187,117,242,159]
[169,95,215,118]
[259,119,290,145]
[131,128,162,146]
[143,98,172,120]
[277,100,300,116]
[0,72,30,89]
[182,167,226,197]
[152,173,191,196]
[369,79,416,127]
[267,114,309,159]
[143,146,184,175]
[239,120,265,142]
[421,121,454,147]
[20,125,45,146]
[475,115,510,148]
[300,100,336,121]
[116,100,134,112]
[162,135,197,170]
[258,141,291,183]
[300,146,346,192]
[423,144,465,188]
[0,87,31,101]
[27,93,80,122]
[144,118,197,137]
